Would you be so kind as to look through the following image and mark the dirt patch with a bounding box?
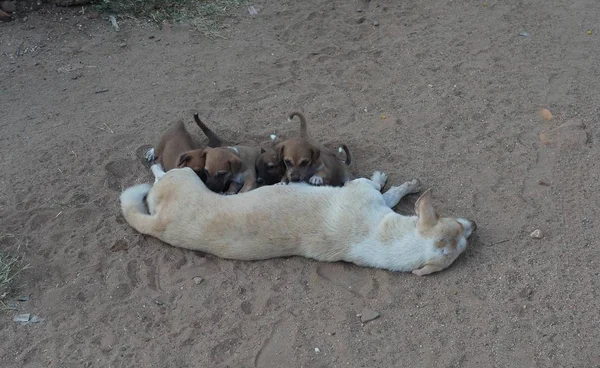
[1,0,599,367]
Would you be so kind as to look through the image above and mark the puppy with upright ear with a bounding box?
[255,147,285,186]
[276,111,354,186]
[145,115,223,175]
[203,146,261,194]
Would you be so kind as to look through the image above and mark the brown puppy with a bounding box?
[145,114,222,177]
[191,146,261,194]
[255,146,284,187]
[276,111,353,186]
[255,112,308,186]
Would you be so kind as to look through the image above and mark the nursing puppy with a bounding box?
[199,146,262,194]
[120,166,476,275]
[255,147,284,186]
[277,111,353,186]
[145,114,222,174]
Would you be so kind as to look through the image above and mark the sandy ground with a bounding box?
[1,0,600,367]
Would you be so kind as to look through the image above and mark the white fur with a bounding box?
[151,164,166,184]
[121,168,473,275]
[145,148,155,162]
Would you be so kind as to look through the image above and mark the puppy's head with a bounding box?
[256,147,285,186]
[203,147,242,193]
[276,137,320,183]
[177,149,207,182]
[412,189,476,276]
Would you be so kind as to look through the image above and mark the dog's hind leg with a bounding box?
[382,179,421,208]
[345,171,388,191]
[151,164,166,184]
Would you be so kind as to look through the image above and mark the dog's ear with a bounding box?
[177,153,191,168]
[229,156,242,173]
[275,143,285,161]
[415,189,438,230]
[311,147,321,162]
[260,147,266,154]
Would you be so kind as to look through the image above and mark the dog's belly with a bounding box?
[167,184,371,261]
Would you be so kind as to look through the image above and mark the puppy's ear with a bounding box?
[260,147,266,154]
[311,147,321,162]
[177,153,191,168]
[229,156,242,173]
[415,189,438,230]
[275,143,285,161]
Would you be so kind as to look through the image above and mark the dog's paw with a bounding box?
[309,175,324,186]
[370,171,388,187]
[145,148,156,162]
[400,179,421,194]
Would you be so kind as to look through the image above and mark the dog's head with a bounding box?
[202,147,242,193]
[256,147,285,186]
[177,149,207,182]
[276,137,320,183]
[412,189,476,276]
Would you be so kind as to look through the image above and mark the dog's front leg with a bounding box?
[412,263,444,276]
[151,164,166,184]
[309,167,330,186]
[225,181,243,195]
[382,179,421,208]
[238,171,257,193]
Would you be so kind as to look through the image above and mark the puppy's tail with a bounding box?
[194,113,223,148]
[120,184,158,236]
[338,145,352,166]
[288,111,308,138]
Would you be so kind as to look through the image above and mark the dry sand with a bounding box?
[1,0,599,367]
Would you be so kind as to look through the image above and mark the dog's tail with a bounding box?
[194,113,223,148]
[120,184,158,236]
[288,111,308,138]
[338,145,352,166]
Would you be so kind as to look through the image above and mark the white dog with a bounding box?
[120,165,476,275]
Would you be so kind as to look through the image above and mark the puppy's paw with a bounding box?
[370,171,388,187]
[145,148,156,162]
[309,175,324,186]
[400,178,421,194]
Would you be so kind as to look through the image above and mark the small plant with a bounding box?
[94,0,247,36]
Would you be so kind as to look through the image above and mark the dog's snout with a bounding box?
[290,176,301,182]
[256,177,265,185]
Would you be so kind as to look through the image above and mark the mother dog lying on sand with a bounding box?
[120,165,476,276]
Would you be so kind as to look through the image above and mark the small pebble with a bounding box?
[360,309,380,323]
[586,30,593,35]
[373,20,380,26]
[119,43,127,48]
[540,108,553,121]
[13,314,30,323]
[356,8,362,12]
[355,16,366,24]
[519,31,530,37]
[16,295,30,302]
[192,276,204,285]
[314,348,320,353]
[530,229,544,239]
